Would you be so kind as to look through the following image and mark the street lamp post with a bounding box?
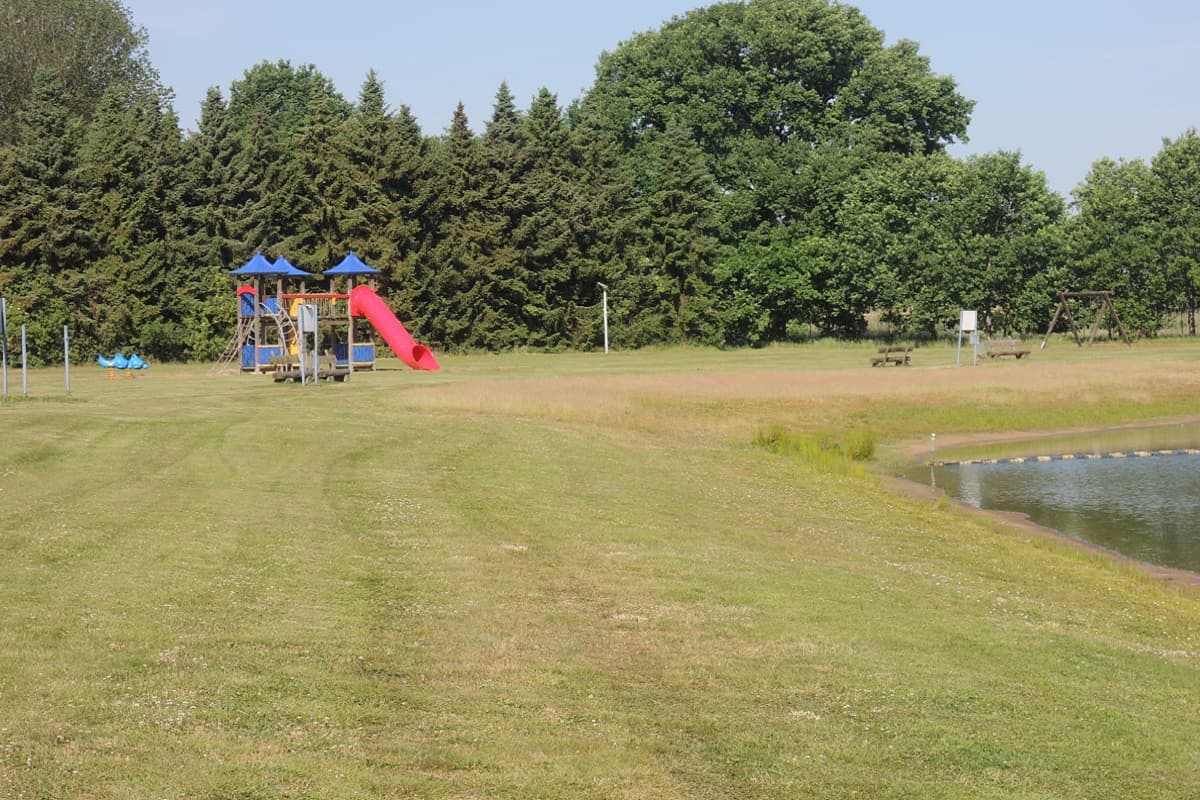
[597,282,609,354]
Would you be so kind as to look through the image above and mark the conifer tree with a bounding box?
[337,71,397,272]
[338,70,430,291]
[623,122,723,344]
[231,110,293,256]
[0,70,96,362]
[562,105,639,350]
[78,85,191,356]
[382,104,431,303]
[285,93,352,272]
[176,87,248,355]
[474,83,532,348]
[410,103,489,347]
[182,89,242,269]
[513,88,579,346]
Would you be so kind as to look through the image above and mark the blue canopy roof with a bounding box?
[272,255,313,277]
[229,252,283,276]
[324,251,381,276]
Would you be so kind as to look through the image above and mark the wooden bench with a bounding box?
[269,354,351,382]
[985,339,1031,359]
[871,346,912,367]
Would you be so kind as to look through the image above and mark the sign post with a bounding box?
[297,304,319,385]
[958,310,977,367]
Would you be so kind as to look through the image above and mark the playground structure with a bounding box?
[213,252,439,375]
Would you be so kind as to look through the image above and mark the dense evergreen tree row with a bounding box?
[1,0,1198,364]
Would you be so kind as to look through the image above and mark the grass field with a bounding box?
[2,340,1199,798]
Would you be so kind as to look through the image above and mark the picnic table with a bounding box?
[269,354,351,382]
[985,339,1031,359]
[871,346,912,367]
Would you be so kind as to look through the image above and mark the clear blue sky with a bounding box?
[124,0,1199,199]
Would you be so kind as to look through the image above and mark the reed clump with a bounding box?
[753,423,876,468]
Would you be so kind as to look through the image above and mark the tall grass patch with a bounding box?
[753,423,876,473]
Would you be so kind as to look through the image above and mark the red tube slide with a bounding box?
[348,285,440,371]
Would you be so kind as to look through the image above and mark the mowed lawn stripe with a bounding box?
[0,350,1197,797]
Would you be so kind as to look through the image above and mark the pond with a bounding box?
[904,422,1200,574]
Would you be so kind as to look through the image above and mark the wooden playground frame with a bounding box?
[1040,291,1131,349]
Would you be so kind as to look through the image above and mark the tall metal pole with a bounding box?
[598,282,609,354]
[63,325,70,396]
[21,324,28,397]
[1,296,8,398]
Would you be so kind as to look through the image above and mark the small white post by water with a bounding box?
[928,433,938,487]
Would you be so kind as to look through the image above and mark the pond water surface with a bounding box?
[904,422,1200,574]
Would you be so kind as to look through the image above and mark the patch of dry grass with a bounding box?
[400,341,1200,450]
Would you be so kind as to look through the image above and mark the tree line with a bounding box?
[1,0,1198,364]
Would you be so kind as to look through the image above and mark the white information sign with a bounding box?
[298,304,318,334]
[960,310,977,332]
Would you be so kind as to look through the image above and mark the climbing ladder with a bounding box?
[210,303,300,375]
[211,315,254,375]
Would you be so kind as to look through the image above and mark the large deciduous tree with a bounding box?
[226,60,352,139]
[1067,130,1200,338]
[579,0,974,341]
[0,0,156,142]
[939,152,1066,336]
[283,92,353,272]
[1146,130,1200,335]
[581,0,971,208]
[1067,157,1164,337]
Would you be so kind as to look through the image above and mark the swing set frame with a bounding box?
[1040,290,1131,349]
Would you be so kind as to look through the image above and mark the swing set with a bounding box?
[1040,291,1131,349]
